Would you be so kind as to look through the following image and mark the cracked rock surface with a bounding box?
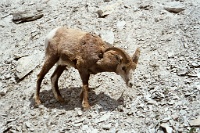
[0,0,199,132]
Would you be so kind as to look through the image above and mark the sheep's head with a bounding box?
[104,47,140,87]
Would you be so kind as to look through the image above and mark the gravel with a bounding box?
[0,0,200,132]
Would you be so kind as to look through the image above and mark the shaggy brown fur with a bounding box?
[35,27,140,109]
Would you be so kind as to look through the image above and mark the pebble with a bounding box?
[102,123,112,130]
[162,117,171,122]
[30,128,35,132]
[144,95,158,105]
[0,82,2,88]
[190,116,200,126]
[7,118,16,123]
[164,2,185,13]
[180,110,187,115]
[30,111,36,116]
[0,88,7,96]
[167,52,174,58]
[75,108,83,116]
[177,68,188,76]
[43,115,49,119]
[73,123,82,127]
[117,21,126,31]
[82,125,88,130]
[160,123,173,133]
[25,121,32,128]
[172,114,179,120]
[74,117,85,124]
[97,1,121,18]
[94,113,111,123]
[191,62,199,67]
[197,73,200,78]
[91,128,98,133]
[4,73,11,79]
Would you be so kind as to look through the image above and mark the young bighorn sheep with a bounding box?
[35,27,140,109]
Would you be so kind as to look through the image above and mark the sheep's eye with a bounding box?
[122,66,126,72]
[98,52,103,58]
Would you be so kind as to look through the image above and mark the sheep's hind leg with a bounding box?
[51,65,66,103]
[35,56,58,105]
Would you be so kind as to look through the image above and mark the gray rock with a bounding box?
[117,105,124,112]
[74,117,85,124]
[77,110,83,116]
[97,1,121,17]
[187,70,198,77]
[73,123,82,127]
[167,52,175,58]
[7,118,16,123]
[75,108,83,116]
[194,84,200,90]
[139,1,153,10]
[11,11,43,24]
[117,21,126,31]
[177,68,188,76]
[4,73,11,79]
[82,125,88,130]
[14,54,28,60]
[160,123,173,133]
[191,62,200,67]
[164,2,185,13]
[0,15,12,27]
[16,52,44,79]
[190,116,200,126]
[161,117,171,122]
[144,95,158,105]
[94,112,111,123]
[91,128,98,133]
[25,121,32,128]
[100,30,115,44]
[0,83,7,96]
[180,110,187,115]
[102,123,112,130]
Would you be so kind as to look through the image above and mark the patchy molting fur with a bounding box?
[35,26,140,109]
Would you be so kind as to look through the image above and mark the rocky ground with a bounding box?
[0,0,200,132]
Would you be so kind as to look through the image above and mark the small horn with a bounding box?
[104,47,131,63]
[132,47,140,64]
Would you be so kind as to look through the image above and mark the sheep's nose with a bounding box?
[127,81,133,88]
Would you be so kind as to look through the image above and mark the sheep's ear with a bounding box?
[132,48,140,64]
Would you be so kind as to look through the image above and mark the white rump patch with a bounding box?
[45,27,61,49]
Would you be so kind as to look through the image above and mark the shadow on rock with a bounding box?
[29,87,124,111]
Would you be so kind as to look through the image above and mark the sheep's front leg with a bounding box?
[79,71,90,109]
[82,84,90,109]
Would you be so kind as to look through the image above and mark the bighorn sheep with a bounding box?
[35,27,140,109]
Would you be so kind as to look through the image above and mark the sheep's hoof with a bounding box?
[83,105,91,110]
[35,98,41,106]
[82,102,91,110]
